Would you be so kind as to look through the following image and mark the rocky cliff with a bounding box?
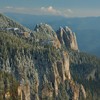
[0,13,100,100]
[34,23,61,49]
[57,26,79,51]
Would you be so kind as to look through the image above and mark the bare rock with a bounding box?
[57,26,79,51]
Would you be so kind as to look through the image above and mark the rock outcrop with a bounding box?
[34,23,57,38]
[57,26,79,51]
[1,13,100,100]
[34,23,61,48]
[0,41,86,100]
[0,18,83,99]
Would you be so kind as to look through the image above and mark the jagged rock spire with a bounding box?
[57,26,79,51]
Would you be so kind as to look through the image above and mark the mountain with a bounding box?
[4,12,100,57]
[0,13,30,32]
[0,13,100,100]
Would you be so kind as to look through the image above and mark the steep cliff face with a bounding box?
[57,26,79,51]
[0,44,86,100]
[0,30,86,100]
[0,13,100,100]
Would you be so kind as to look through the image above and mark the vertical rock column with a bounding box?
[57,26,79,51]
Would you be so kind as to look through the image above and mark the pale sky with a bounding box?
[0,0,100,17]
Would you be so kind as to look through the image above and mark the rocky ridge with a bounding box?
[34,23,61,49]
[0,13,100,100]
[57,26,79,51]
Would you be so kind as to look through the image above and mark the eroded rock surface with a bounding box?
[57,26,79,51]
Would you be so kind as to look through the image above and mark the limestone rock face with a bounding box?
[57,26,79,51]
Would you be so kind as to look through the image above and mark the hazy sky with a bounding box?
[0,0,100,17]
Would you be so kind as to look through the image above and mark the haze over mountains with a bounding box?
[5,12,100,57]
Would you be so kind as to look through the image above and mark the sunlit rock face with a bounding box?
[57,26,79,51]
